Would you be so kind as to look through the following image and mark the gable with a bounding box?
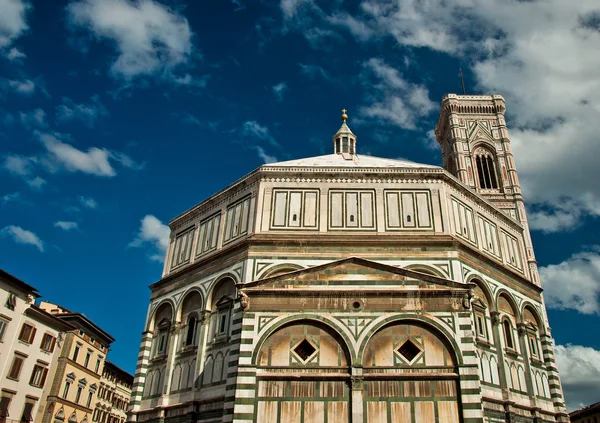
[243,257,470,291]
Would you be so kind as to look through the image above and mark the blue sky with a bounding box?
[1,0,599,410]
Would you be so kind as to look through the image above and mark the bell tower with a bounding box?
[435,94,540,285]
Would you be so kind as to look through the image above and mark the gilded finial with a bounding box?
[341,108,348,122]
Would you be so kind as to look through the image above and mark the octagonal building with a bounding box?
[127,94,569,423]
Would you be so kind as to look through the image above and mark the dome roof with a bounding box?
[263,154,440,170]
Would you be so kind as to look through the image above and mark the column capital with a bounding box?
[491,311,501,326]
[350,376,364,391]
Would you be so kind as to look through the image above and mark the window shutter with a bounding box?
[29,327,37,343]
[21,402,34,422]
[40,367,48,387]
[50,336,56,353]
[9,357,23,379]
[19,324,27,341]
[0,397,11,417]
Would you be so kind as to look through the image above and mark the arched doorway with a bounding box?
[254,321,351,422]
[361,321,462,423]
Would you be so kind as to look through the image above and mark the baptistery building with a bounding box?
[128,94,569,423]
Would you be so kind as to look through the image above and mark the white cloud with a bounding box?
[38,132,116,176]
[56,96,108,127]
[242,120,279,147]
[6,47,26,61]
[360,58,435,130]
[67,0,194,80]
[19,108,47,128]
[3,154,36,176]
[272,81,287,101]
[1,225,44,252]
[129,214,170,262]
[0,0,31,49]
[54,221,79,231]
[79,195,98,209]
[26,176,46,190]
[6,79,35,95]
[555,343,600,411]
[254,146,278,164]
[322,0,600,230]
[109,150,145,170]
[281,0,313,20]
[299,63,332,81]
[540,249,600,315]
[1,192,21,204]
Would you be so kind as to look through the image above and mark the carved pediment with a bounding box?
[242,257,471,292]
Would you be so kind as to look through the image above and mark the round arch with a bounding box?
[147,299,175,331]
[260,263,305,279]
[495,289,521,321]
[176,288,204,321]
[357,315,464,366]
[251,315,354,366]
[466,276,494,309]
[206,273,239,310]
[404,264,445,278]
[521,302,546,335]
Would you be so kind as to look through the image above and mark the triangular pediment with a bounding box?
[242,257,471,291]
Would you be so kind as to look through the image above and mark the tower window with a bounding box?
[335,138,340,153]
[475,150,499,189]
[503,320,514,349]
[342,137,349,153]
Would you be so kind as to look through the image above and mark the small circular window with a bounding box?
[351,300,363,311]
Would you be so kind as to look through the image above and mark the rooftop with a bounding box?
[264,154,440,170]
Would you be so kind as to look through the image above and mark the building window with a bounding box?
[84,350,92,367]
[18,323,36,344]
[95,357,102,373]
[0,319,7,342]
[529,335,539,358]
[185,315,197,346]
[75,386,83,403]
[86,392,93,408]
[342,137,349,153]
[157,332,168,355]
[62,381,71,399]
[335,138,340,153]
[503,320,514,349]
[223,196,251,243]
[0,393,13,420]
[73,343,82,362]
[40,334,56,352]
[475,151,499,189]
[5,293,16,311]
[475,313,487,340]
[8,354,25,380]
[20,400,35,422]
[29,364,48,388]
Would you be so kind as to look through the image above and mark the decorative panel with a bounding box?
[328,190,376,230]
[451,196,477,244]
[196,212,220,256]
[270,189,320,230]
[170,227,195,269]
[223,196,251,243]
[500,230,523,271]
[478,215,501,258]
[384,190,433,231]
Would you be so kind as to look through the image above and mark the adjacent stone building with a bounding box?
[38,302,115,423]
[569,402,600,423]
[0,270,72,423]
[92,361,133,423]
[128,95,569,423]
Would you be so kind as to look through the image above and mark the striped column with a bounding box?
[231,311,257,423]
[457,311,484,423]
[539,333,569,421]
[222,301,247,422]
[128,331,153,418]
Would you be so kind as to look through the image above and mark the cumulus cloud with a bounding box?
[67,0,194,80]
[19,108,47,128]
[360,58,435,130]
[555,343,600,411]
[129,214,170,261]
[1,225,44,252]
[306,0,600,230]
[540,249,600,315]
[1,192,22,204]
[38,132,116,176]
[54,221,79,231]
[6,47,26,61]
[254,146,277,164]
[0,0,31,51]
[56,96,108,127]
[4,79,35,95]
[242,120,279,147]
[3,154,36,176]
[272,81,287,101]
[79,195,98,209]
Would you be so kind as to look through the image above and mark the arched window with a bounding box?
[503,319,514,349]
[209,278,236,341]
[151,303,173,358]
[474,148,499,189]
[185,315,197,346]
